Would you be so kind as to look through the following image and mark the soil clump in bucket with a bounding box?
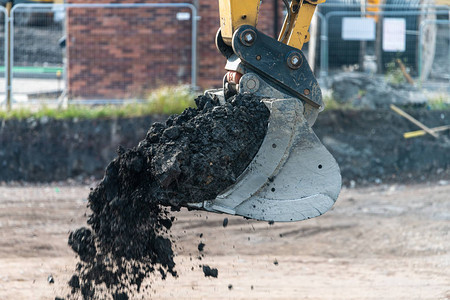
[68,93,269,299]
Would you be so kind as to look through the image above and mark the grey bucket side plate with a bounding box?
[190,97,341,222]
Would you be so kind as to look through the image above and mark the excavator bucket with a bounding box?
[188,21,342,222]
[189,94,341,222]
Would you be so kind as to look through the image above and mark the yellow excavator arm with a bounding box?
[219,0,326,51]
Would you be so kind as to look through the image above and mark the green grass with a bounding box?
[0,85,197,120]
[322,95,357,111]
[146,85,197,115]
[323,93,450,111]
[427,94,450,110]
[385,58,408,86]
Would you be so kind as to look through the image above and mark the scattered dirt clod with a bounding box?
[48,275,54,284]
[202,265,219,278]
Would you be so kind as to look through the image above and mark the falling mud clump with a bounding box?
[68,93,269,299]
[198,242,205,252]
[202,265,219,278]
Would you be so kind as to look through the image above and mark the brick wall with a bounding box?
[67,0,284,99]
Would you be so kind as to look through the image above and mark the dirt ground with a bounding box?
[0,182,449,300]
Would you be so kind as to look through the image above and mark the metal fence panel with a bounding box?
[11,6,64,104]
[319,8,449,77]
[0,7,7,105]
[8,3,197,105]
[1,3,448,106]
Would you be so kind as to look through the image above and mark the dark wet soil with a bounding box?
[202,265,219,278]
[67,93,269,299]
[198,242,205,252]
[2,109,449,185]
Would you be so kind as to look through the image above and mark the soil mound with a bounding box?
[68,93,269,299]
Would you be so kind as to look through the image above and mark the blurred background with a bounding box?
[0,1,449,299]
[0,0,447,106]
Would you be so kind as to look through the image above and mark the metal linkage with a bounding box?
[232,25,323,113]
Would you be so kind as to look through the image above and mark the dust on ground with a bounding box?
[0,182,449,300]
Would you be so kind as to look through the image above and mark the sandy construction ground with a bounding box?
[0,182,449,300]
